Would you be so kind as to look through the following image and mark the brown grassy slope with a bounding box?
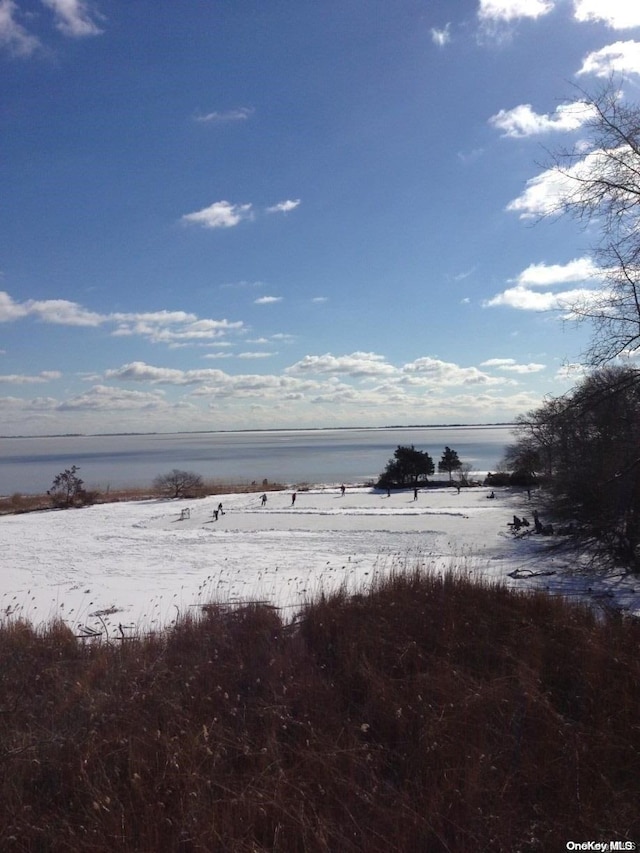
[0,571,638,852]
[0,481,285,515]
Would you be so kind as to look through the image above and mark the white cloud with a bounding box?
[484,283,600,311]
[59,385,167,411]
[105,362,228,386]
[254,296,282,305]
[27,297,103,326]
[555,362,589,380]
[266,199,301,214]
[112,312,243,344]
[478,0,554,22]
[431,24,451,46]
[0,395,58,413]
[0,291,28,321]
[0,291,102,326]
[507,147,636,219]
[0,0,40,55]
[114,310,197,325]
[401,357,507,386]
[573,0,640,29]
[480,358,545,373]
[41,0,103,37]
[181,200,253,229]
[312,296,328,303]
[194,107,253,124]
[3,349,553,432]
[506,161,584,219]
[0,290,245,347]
[0,370,62,384]
[489,101,595,137]
[287,352,397,379]
[577,40,640,77]
[182,199,301,226]
[182,351,520,397]
[514,257,602,286]
[237,351,274,359]
[616,348,640,360]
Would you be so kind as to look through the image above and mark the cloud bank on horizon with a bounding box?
[1,0,640,435]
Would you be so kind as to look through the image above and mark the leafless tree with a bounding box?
[546,80,640,363]
[153,469,204,499]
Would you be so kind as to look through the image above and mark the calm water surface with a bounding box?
[0,426,515,495]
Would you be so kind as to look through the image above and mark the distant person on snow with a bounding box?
[413,487,418,501]
[291,492,297,506]
[341,484,346,496]
[218,502,224,515]
[261,493,267,506]
[533,509,543,533]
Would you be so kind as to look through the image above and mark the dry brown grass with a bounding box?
[0,571,638,851]
[0,481,285,516]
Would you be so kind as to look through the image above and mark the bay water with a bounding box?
[0,425,515,496]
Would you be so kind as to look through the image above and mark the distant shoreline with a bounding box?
[0,423,516,440]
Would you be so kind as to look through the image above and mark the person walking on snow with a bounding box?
[291,492,297,506]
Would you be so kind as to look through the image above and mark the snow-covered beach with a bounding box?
[2,483,639,636]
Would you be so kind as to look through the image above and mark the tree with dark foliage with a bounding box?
[378,445,434,489]
[505,366,640,571]
[438,447,462,482]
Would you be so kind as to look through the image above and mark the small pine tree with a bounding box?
[48,465,86,508]
[438,447,462,482]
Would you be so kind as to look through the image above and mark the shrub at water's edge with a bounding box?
[0,569,637,851]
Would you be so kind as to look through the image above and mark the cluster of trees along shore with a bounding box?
[376,445,465,488]
[44,80,640,575]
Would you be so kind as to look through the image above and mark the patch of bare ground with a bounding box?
[0,570,638,851]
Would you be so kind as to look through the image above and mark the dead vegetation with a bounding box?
[0,570,638,851]
[0,480,285,516]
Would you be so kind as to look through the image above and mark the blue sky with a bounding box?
[1,0,639,435]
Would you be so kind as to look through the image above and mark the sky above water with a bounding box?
[2,0,640,435]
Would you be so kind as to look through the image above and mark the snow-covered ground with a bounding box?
[1,484,638,637]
